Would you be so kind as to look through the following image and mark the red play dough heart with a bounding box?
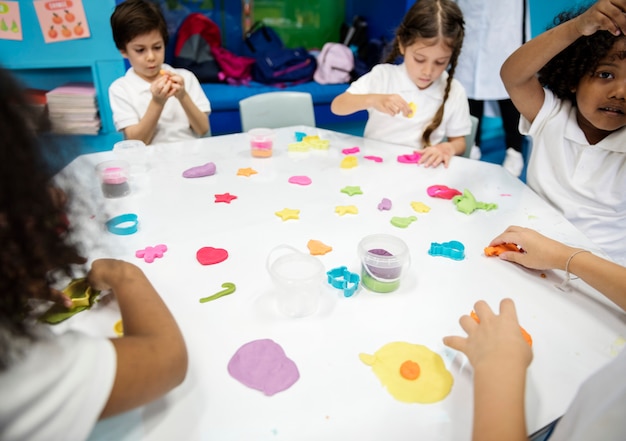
[196,247,229,265]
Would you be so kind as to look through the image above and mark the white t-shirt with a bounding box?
[0,329,116,441]
[549,347,626,440]
[109,63,211,145]
[521,89,626,266]
[346,63,471,149]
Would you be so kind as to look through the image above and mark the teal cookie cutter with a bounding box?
[428,240,465,260]
[326,266,360,297]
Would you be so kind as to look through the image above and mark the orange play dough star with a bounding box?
[275,208,300,221]
[307,239,332,255]
[237,167,258,177]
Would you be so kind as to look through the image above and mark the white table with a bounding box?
[55,126,626,441]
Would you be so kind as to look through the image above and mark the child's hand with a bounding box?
[372,94,411,117]
[576,0,626,36]
[168,73,187,100]
[150,74,177,104]
[443,299,533,371]
[418,142,454,168]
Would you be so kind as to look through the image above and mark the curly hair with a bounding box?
[0,68,83,369]
[110,0,169,50]
[538,5,622,104]
[384,0,464,146]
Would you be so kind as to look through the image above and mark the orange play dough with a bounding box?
[307,239,332,255]
[470,311,533,346]
[484,243,521,256]
[400,360,420,380]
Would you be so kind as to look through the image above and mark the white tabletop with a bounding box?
[55,126,626,441]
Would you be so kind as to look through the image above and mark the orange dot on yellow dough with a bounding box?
[113,320,124,336]
[400,360,420,380]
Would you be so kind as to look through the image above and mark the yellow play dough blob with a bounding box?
[113,320,124,336]
[359,341,453,403]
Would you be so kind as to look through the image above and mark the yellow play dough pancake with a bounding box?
[359,341,453,403]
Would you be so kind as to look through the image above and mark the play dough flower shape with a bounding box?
[360,341,453,403]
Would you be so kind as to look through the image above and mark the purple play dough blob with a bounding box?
[182,162,216,178]
[366,248,402,279]
[227,339,300,396]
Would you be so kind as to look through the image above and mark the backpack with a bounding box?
[243,21,284,58]
[313,43,354,84]
[253,47,317,86]
[173,13,255,84]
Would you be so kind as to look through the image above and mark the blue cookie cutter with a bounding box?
[326,266,360,297]
[428,240,465,261]
[106,213,139,235]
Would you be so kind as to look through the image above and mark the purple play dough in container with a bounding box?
[366,248,402,279]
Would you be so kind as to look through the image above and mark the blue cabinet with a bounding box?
[0,0,126,150]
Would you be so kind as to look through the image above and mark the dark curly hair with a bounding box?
[384,0,464,146]
[538,5,623,104]
[110,0,169,50]
[0,68,83,369]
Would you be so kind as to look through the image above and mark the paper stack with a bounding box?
[46,82,101,135]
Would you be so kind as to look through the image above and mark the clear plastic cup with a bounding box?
[358,234,410,293]
[96,160,130,198]
[248,128,274,158]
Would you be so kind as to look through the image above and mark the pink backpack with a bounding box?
[314,43,354,84]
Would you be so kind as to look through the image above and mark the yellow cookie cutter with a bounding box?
[62,278,94,308]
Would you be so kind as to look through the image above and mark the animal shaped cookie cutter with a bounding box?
[326,266,360,297]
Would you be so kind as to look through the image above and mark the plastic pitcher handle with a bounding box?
[266,244,300,274]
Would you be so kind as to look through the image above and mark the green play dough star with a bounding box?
[340,185,363,196]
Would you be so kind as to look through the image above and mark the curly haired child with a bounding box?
[0,68,187,439]
[501,0,626,266]
[331,0,471,168]
[109,0,210,144]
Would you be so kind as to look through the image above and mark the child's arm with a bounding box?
[331,92,411,117]
[501,0,626,124]
[170,73,210,136]
[87,259,188,418]
[490,225,626,311]
[444,299,532,441]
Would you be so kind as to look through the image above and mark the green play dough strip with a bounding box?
[200,282,236,303]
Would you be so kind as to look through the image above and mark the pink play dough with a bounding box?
[288,175,312,186]
[227,339,300,396]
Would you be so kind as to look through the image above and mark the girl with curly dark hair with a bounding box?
[331,0,471,168]
[501,0,626,266]
[0,68,187,440]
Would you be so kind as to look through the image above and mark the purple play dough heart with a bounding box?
[183,162,216,178]
[227,339,300,396]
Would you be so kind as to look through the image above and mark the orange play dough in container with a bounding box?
[470,311,533,346]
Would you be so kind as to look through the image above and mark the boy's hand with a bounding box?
[576,0,626,36]
[150,74,176,104]
[168,73,187,100]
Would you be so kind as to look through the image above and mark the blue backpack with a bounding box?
[243,21,283,58]
[252,47,317,85]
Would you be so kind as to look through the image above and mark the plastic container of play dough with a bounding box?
[249,128,274,158]
[358,234,410,293]
[96,160,131,198]
[267,245,324,317]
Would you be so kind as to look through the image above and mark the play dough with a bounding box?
[307,239,332,255]
[196,247,229,265]
[288,175,312,186]
[228,339,300,396]
[214,192,238,203]
[182,162,216,178]
[359,341,453,403]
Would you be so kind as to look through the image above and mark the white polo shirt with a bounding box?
[346,63,471,149]
[522,89,626,266]
[0,330,116,441]
[109,63,211,145]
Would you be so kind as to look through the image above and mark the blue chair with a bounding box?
[239,91,316,132]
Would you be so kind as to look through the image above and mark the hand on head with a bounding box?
[576,0,626,36]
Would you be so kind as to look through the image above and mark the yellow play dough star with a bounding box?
[275,208,300,221]
[335,205,358,216]
[237,167,258,177]
[410,201,431,213]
